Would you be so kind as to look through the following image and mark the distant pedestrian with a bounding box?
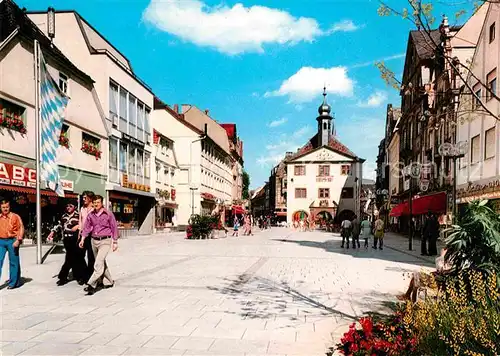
[79,191,95,282]
[351,215,361,249]
[232,216,239,237]
[48,201,86,286]
[340,218,352,248]
[425,213,439,256]
[373,217,385,250]
[79,195,118,296]
[360,216,372,248]
[0,199,24,289]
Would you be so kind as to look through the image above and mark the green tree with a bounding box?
[242,170,250,200]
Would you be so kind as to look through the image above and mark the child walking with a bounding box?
[232,216,239,237]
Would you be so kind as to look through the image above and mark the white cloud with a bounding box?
[349,53,405,69]
[265,66,354,103]
[143,0,325,55]
[329,20,361,33]
[268,117,288,128]
[357,91,388,108]
[292,125,313,138]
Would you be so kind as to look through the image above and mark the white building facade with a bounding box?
[0,0,108,238]
[28,10,156,235]
[456,2,500,213]
[286,92,364,224]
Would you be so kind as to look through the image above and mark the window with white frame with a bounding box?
[109,137,118,168]
[485,127,496,160]
[119,86,128,132]
[156,164,162,182]
[164,167,169,184]
[128,94,137,137]
[145,109,151,144]
[471,134,480,164]
[144,153,150,180]
[137,149,144,178]
[119,142,127,173]
[487,69,497,101]
[58,72,68,94]
[128,146,136,178]
[109,83,119,127]
[137,103,144,142]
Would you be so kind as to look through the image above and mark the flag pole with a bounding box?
[34,39,43,265]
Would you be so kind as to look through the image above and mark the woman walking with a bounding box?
[232,216,240,237]
[360,216,372,248]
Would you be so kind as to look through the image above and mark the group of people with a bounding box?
[293,217,316,231]
[340,215,386,250]
[0,191,119,296]
[232,213,254,236]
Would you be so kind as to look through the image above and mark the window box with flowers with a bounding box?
[59,124,70,148]
[81,132,102,160]
[0,98,27,134]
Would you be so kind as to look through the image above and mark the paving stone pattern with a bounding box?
[1,229,434,355]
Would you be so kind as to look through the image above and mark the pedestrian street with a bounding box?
[1,228,434,356]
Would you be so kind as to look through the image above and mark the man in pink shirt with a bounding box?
[79,195,119,296]
[79,191,95,282]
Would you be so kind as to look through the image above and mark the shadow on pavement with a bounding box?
[0,276,33,290]
[272,238,435,268]
[208,275,398,326]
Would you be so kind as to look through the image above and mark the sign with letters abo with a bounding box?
[0,162,36,187]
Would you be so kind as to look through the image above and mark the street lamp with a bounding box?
[47,7,56,42]
[439,141,467,223]
[403,163,421,251]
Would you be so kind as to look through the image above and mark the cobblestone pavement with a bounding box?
[1,229,434,356]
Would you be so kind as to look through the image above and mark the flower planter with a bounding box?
[81,141,101,160]
[0,114,27,134]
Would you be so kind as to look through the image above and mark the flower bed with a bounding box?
[81,141,101,160]
[0,114,26,134]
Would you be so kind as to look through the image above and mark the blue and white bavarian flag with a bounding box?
[39,50,69,197]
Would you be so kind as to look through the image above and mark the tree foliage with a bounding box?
[242,170,250,200]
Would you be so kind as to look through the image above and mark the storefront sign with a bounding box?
[0,162,36,187]
[457,179,500,198]
[60,179,74,191]
[316,177,333,182]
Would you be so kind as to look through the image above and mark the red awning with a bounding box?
[276,211,287,216]
[389,202,408,217]
[389,192,447,216]
[411,192,447,215]
[232,205,245,214]
[0,184,78,198]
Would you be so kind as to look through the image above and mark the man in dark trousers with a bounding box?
[422,212,440,256]
[79,191,95,282]
[48,201,86,286]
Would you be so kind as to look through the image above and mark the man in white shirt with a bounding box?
[340,219,352,248]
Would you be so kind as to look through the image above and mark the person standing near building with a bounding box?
[79,191,95,282]
[427,213,440,256]
[360,216,372,248]
[79,195,118,296]
[48,201,86,286]
[0,199,24,289]
[373,217,385,250]
[340,218,352,248]
[351,215,361,249]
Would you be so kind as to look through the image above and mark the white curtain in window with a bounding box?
[119,142,127,172]
[144,153,150,178]
[128,95,137,137]
[129,148,136,177]
[109,138,118,169]
[109,83,118,115]
[137,150,144,177]
[145,109,151,143]
[137,103,144,142]
[119,88,127,120]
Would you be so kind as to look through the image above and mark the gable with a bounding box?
[289,146,354,163]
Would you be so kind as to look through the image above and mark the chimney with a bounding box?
[204,109,209,115]
[173,104,179,113]
[285,151,293,157]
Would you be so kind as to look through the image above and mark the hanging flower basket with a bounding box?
[59,134,70,148]
[0,113,27,134]
[81,141,101,160]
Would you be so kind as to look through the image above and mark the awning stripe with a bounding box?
[0,184,78,198]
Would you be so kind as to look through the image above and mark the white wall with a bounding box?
[0,37,107,178]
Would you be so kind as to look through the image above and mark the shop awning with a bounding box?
[0,184,78,198]
[232,205,245,214]
[411,192,447,215]
[389,192,447,217]
[389,202,408,217]
[276,211,287,216]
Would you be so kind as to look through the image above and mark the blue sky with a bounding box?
[19,0,469,189]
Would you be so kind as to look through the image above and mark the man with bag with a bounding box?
[79,195,119,296]
[0,199,24,289]
[373,217,385,250]
[48,201,87,286]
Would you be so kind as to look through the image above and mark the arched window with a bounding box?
[323,122,327,130]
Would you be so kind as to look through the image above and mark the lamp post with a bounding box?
[440,142,467,224]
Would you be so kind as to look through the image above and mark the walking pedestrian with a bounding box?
[0,199,24,289]
[340,218,352,248]
[427,213,439,256]
[232,216,239,237]
[79,195,118,296]
[373,217,385,250]
[47,201,86,286]
[351,215,361,249]
[360,216,372,248]
[79,191,95,282]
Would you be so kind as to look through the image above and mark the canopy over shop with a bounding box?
[390,192,447,217]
